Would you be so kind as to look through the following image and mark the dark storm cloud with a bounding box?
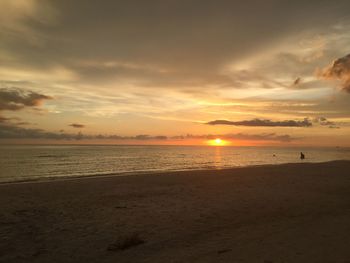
[320,54,350,93]
[0,88,51,111]
[69,123,85,128]
[206,118,312,127]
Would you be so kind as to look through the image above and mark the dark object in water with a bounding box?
[300,152,305,160]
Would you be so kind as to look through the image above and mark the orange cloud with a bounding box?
[319,54,350,93]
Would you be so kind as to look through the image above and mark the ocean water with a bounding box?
[0,145,349,183]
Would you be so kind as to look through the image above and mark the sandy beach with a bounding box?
[1,161,350,263]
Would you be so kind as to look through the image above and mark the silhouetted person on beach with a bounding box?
[300,152,305,160]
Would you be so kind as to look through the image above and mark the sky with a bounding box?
[0,0,350,146]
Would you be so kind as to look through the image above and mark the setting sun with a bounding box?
[208,138,229,146]
[215,138,222,144]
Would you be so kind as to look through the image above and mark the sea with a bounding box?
[0,145,349,183]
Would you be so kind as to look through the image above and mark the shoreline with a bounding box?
[1,159,349,186]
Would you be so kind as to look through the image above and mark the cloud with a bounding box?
[225,133,295,142]
[0,116,11,123]
[313,116,335,126]
[319,54,350,93]
[0,115,33,126]
[0,123,72,140]
[0,1,349,142]
[16,121,32,126]
[313,116,341,129]
[293,77,301,86]
[0,123,77,140]
[0,87,51,129]
[0,122,296,143]
[69,123,85,128]
[0,0,56,37]
[0,87,51,111]
[1,1,350,93]
[328,125,340,129]
[0,123,168,141]
[178,133,296,142]
[206,118,312,127]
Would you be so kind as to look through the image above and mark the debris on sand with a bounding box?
[107,233,145,251]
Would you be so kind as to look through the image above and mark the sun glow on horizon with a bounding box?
[208,138,229,146]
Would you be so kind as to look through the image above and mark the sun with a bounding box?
[215,138,222,144]
[208,138,228,146]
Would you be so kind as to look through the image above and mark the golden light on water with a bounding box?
[208,138,229,146]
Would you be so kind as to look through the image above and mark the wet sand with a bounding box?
[1,161,350,263]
